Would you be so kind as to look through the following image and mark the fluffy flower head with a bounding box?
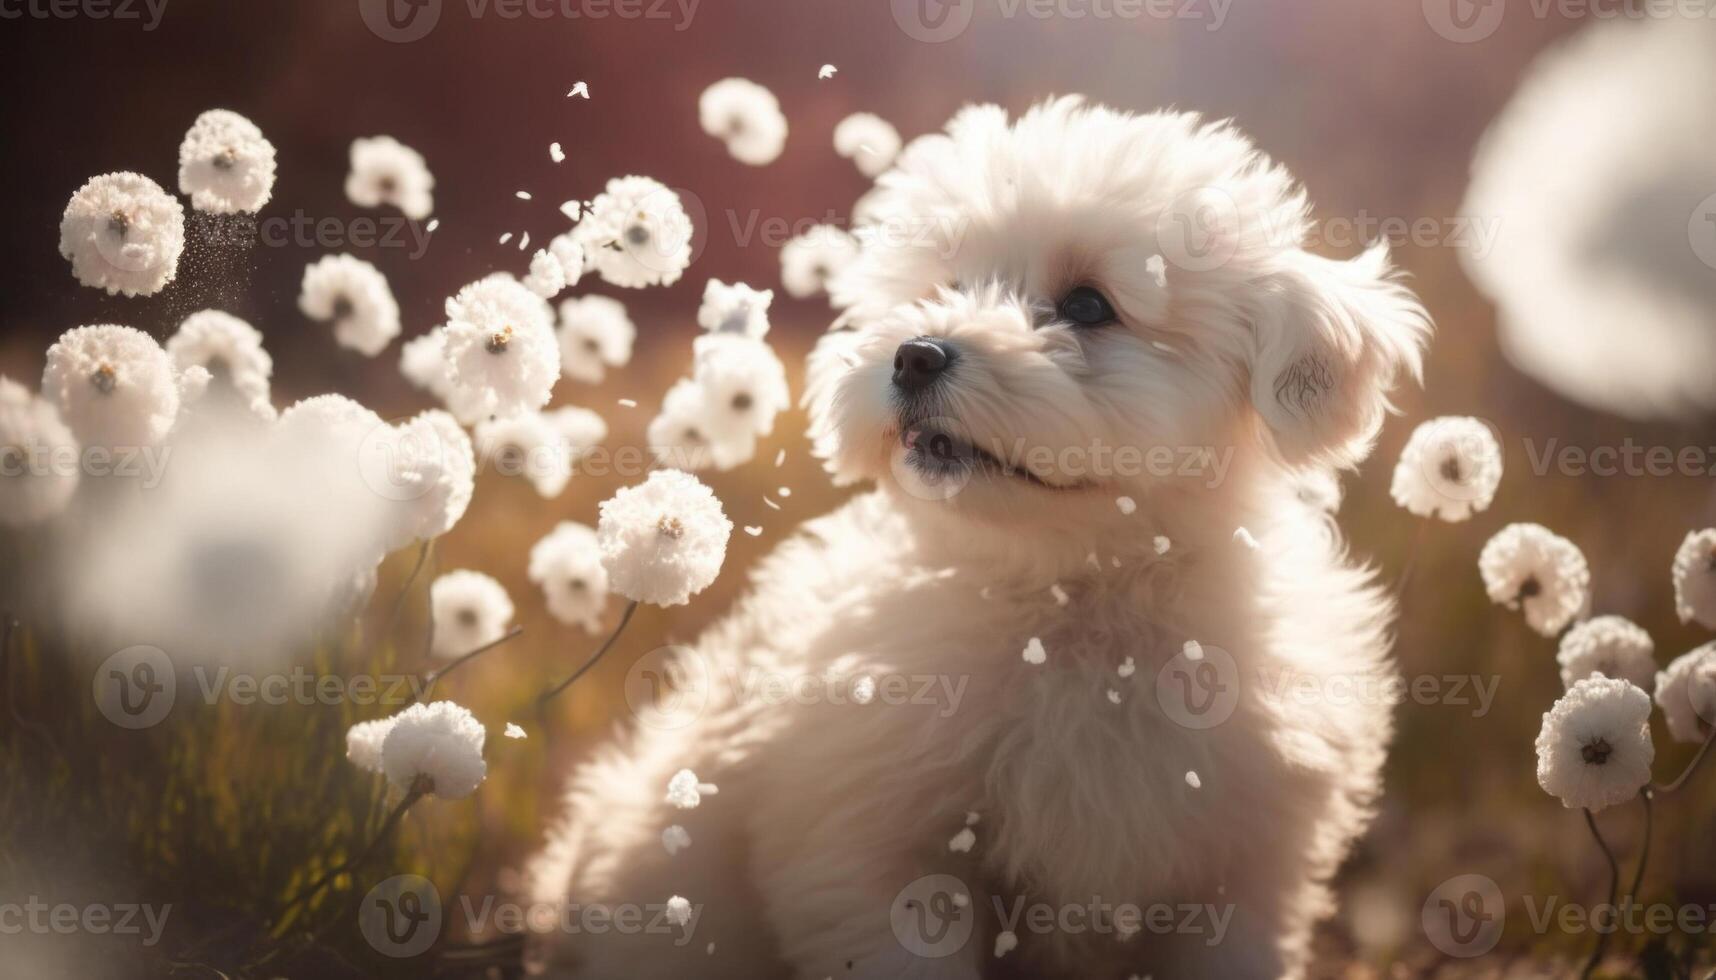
[698,78,788,166]
[1389,416,1502,522]
[42,324,181,449]
[299,255,401,357]
[380,701,487,799]
[346,135,434,220]
[697,279,774,339]
[1479,523,1590,636]
[178,109,277,213]
[528,521,609,632]
[1655,644,1716,744]
[1671,529,1716,629]
[1556,616,1655,692]
[573,176,694,288]
[833,112,902,178]
[444,275,560,417]
[1535,675,1653,812]
[597,470,732,606]
[780,224,858,299]
[0,377,80,527]
[556,295,635,384]
[59,172,185,297]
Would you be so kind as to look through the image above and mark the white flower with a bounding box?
[1654,644,1716,744]
[948,828,976,853]
[1389,416,1503,522]
[698,78,788,166]
[430,570,514,660]
[665,768,718,809]
[59,172,185,297]
[833,112,902,178]
[400,328,491,424]
[1671,529,1716,629]
[664,896,694,928]
[646,378,748,472]
[556,295,635,384]
[599,470,732,606]
[476,412,573,498]
[346,135,434,220]
[1556,616,1656,692]
[380,701,487,799]
[165,310,273,417]
[692,333,790,444]
[547,233,585,288]
[383,409,475,543]
[1479,523,1591,636]
[573,176,694,288]
[697,279,774,339]
[41,325,180,449]
[523,248,568,299]
[661,824,691,856]
[780,225,858,299]
[1460,18,1716,419]
[993,932,1018,958]
[546,405,607,458]
[1022,637,1046,665]
[529,521,609,633]
[177,109,276,213]
[345,717,396,774]
[0,377,79,527]
[1535,675,1654,812]
[299,255,401,357]
[443,275,560,417]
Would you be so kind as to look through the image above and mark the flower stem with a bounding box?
[1581,808,1621,980]
[269,786,424,932]
[1394,518,1432,595]
[1651,724,1715,796]
[1625,791,1652,909]
[411,625,524,705]
[535,599,641,711]
[371,539,433,659]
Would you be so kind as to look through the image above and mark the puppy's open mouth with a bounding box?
[899,420,1082,491]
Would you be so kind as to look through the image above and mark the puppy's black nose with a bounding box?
[892,337,953,391]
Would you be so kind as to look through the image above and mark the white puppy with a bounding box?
[526,98,1430,979]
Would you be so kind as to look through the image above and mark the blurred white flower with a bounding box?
[1479,523,1591,636]
[833,112,902,178]
[547,233,585,288]
[692,334,790,446]
[346,135,434,220]
[1654,643,1716,743]
[647,378,741,472]
[378,409,475,545]
[598,469,732,606]
[664,896,693,928]
[299,254,401,357]
[0,377,79,527]
[665,768,717,809]
[400,329,452,395]
[1671,529,1716,629]
[381,701,487,799]
[1535,675,1653,812]
[1556,616,1656,692]
[345,717,396,775]
[177,109,276,214]
[661,824,691,856]
[556,295,635,384]
[573,175,694,288]
[698,78,787,166]
[165,310,274,419]
[528,521,609,633]
[58,172,184,297]
[523,247,568,299]
[780,225,858,299]
[1389,416,1502,522]
[1460,19,1716,419]
[697,279,774,339]
[476,411,573,498]
[443,274,560,417]
[430,569,514,660]
[42,324,181,449]
[545,405,607,458]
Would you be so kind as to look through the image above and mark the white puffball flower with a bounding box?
[0,377,80,527]
[573,175,695,288]
[345,717,397,774]
[165,310,273,418]
[545,405,607,459]
[1556,616,1656,693]
[380,701,487,799]
[380,409,476,544]
[1389,416,1503,522]
[556,295,636,384]
[476,411,574,498]
[443,274,560,417]
[780,224,859,299]
[598,469,733,607]
[400,328,493,425]
[429,569,514,660]
[661,824,691,856]
[59,172,185,297]
[528,521,609,633]
[665,768,718,809]
[177,109,276,214]
[345,135,434,220]
[547,233,585,289]
[1671,529,1716,629]
[697,279,774,339]
[698,78,788,166]
[692,333,790,443]
[1535,675,1654,813]
[646,378,752,473]
[42,324,180,449]
[299,254,401,357]
[664,896,694,928]
[1479,523,1591,637]
[1654,643,1716,744]
[833,112,902,178]
[523,247,568,299]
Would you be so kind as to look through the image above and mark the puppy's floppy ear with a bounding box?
[1247,244,1430,468]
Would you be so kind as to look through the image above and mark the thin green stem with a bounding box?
[535,600,641,711]
[410,625,524,705]
[1581,808,1621,980]
[370,539,433,660]
[1651,724,1715,796]
[1625,791,1652,910]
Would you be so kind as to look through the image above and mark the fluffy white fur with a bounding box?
[527,98,1430,979]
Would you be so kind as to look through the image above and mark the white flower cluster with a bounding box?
[1671,529,1716,630]
[442,274,562,418]
[1389,416,1502,523]
[1535,675,1654,813]
[42,324,183,449]
[178,109,277,214]
[1556,616,1655,692]
[528,522,609,633]
[556,295,635,385]
[780,224,858,300]
[346,135,434,220]
[698,78,788,166]
[166,310,275,420]
[474,405,606,498]
[299,254,401,357]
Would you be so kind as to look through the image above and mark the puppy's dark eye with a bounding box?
[1058,286,1117,326]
